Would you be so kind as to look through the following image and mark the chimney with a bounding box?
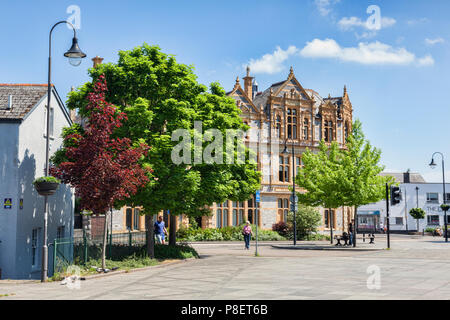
[403,169,411,184]
[243,66,254,101]
[7,95,12,109]
[69,87,77,123]
[92,56,104,68]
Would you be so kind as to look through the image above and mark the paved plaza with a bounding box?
[1,235,450,300]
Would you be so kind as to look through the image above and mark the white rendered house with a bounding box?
[0,84,74,279]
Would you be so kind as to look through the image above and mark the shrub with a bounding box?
[153,244,199,259]
[73,242,199,262]
[254,229,286,241]
[176,225,287,242]
[409,208,426,220]
[272,221,290,238]
[33,176,61,185]
[286,205,322,239]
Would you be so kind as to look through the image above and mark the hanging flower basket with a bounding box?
[441,204,450,212]
[33,176,61,196]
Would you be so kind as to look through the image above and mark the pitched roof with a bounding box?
[381,172,426,183]
[227,78,259,113]
[0,84,49,120]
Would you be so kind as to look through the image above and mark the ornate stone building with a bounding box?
[204,67,354,233]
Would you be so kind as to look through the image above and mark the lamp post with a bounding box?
[42,21,86,282]
[415,186,419,208]
[282,140,297,245]
[429,152,448,243]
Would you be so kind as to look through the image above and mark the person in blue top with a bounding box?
[154,216,168,244]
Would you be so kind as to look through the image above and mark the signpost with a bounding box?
[255,190,260,257]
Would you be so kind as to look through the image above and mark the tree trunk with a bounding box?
[101,211,109,270]
[329,208,333,244]
[417,219,419,233]
[169,214,177,246]
[145,214,155,259]
[353,206,358,247]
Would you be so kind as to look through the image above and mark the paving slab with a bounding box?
[2,235,450,300]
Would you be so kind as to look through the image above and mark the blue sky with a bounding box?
[1,0,450,182]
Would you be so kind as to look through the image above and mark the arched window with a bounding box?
[303,118,309,140]
[276,116,281,137]
[287,109,298,139]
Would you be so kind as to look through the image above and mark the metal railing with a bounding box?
[52,230,148,275]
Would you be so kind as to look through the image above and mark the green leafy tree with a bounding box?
[339,120,394,245]
[295,120,393,245]
[295,140,346,242]
[409,208,426,232]
[286,204,322,240]
[67,44,260,248]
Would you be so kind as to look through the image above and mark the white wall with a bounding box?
[0,122,20,278]
[0,90,74,279]
[359,183,450,232]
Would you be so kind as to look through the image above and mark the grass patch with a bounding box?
[52,244,199,281]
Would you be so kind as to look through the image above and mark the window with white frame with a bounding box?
[49,107,54,137]
[427,193,439,203]
[44,106,54,137]
[427,215,440,225]
[395,217,403,225]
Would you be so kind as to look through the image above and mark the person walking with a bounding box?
[348,221,353,246]
[154,215,168,244]
[242,221,253,250]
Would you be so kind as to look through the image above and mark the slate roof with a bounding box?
[381,172,426,183]
[0,84,49,121]
[323,96,343,107]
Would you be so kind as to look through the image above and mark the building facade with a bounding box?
[0,84,75,279]
[359,171,450,232]
[75,58,354,235]
[203,67,354,232]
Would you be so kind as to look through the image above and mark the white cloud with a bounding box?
[338,16,396,31]
[315,0,340,17]
[417,55,435,66]
[300,38,434,66]
[425,37,445,46]
[246,46,299,74]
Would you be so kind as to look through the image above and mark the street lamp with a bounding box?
[41,21,86,282]
[429,152,448,242]
[282,140,297,245]
[415,186,419,208]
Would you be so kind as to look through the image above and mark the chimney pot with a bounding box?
[92,56,104,68]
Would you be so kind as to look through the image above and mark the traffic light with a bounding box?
[391,186,402,206]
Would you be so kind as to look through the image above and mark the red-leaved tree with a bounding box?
[52,75,150,269]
